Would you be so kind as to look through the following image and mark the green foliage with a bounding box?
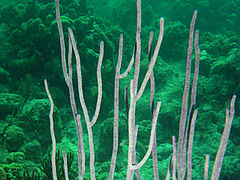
[17,74,40,102]
[5,126,25,152]
[40,150,74,179]
[21,169,41,180]
[0,167,7,180]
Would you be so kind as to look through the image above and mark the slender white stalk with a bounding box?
[62,151,69,180]
[204,154,210,180]
[211,95,236,180]
[90,41,104,126]
[136,18,164,101]
[177,10,197,180]
[109,34,123,180]
[55,0,69,85]
[172,136,177,180]
[44,79,57,180]
[187,110,198,180]
[129,101,161,170]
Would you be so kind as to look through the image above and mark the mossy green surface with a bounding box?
[0,0,239,179]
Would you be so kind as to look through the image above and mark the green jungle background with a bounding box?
[0,0,239,179]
